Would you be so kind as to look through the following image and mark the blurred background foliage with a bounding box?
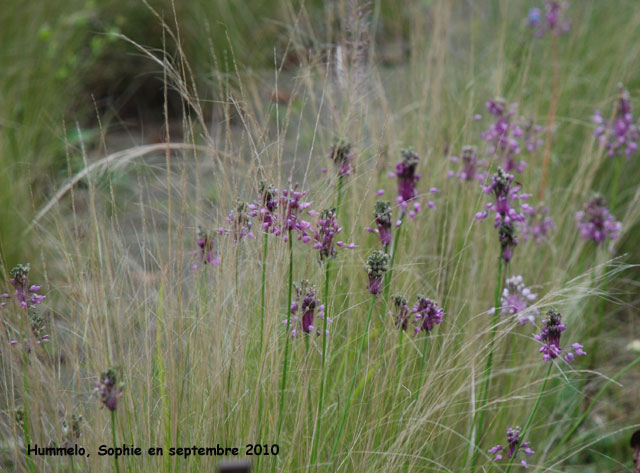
[0,0,419,266]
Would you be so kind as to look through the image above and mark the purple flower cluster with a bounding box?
[476,168,532,262]
[534,308,586,362]
[529,1,571,37]
[499,275,538,324]
[489,427,535,468]
[575,195,622,245]
[391,148,422,219]
[284,280,328,338]
[312,208,355,262]
[365,250,389,295]
[253,181,279,231]
[194,227,221,268]
[328,141,355,177]
[279,183,314,241]
[593,85,639,158]
[366,201,393,247]
[480,99,543,173]
[95,368,123,411]
[391,295,410,330]
[238,181,315,241]
[6,264,46,310]
[224,200,255,242]
[519,204,555,244]
[2,264,49,347]
[447,146,488,182]
[412,296,445,335]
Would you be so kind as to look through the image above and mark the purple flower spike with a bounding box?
[280,182,314,241]
[3,264,49,348]
[449,146,488,182]
[328,141,355,177]
[95,368,124,411]
[394,148,421,215]
[534,308,586,362]
[365,250,389,295]
[593,84,639,158]
[392,295,410,330]
[500,275,538,324]
[311,207,353,261]
[519,204,555,244]
[481,99,542,173]
[255,181,279,232]
[489,427,535,466]
[530,1,571,37]
[283,280,327,337]
[370,201,393,247]
[412,296,445,335]
[575,194,622,245]
[195,227,221,267]
[499,221,518,263]
[482,168,528,227]
[224,200,254,242]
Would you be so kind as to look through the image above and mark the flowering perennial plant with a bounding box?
[392,295,410,330]
[224,200,255,242]
[593,85,639,158]
[499,275,538,324]
[366,200,393,247]
[489,427,535,468]
[534,308,586,362]
[448,146,488,182]
[2,264,49,346]
[312,208,354,261]
[575,195,622,245]
[480,98,543,173]
[95,368,124,411]
[365,250,389,295]
[391,148,422,219]
[284,280,328,338]
[529,1,571,37]
[328,141,355,177]
[194,227,221,268]
[412,296,445,335]
[519,204,555,244]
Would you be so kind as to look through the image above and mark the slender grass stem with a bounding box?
[22,351,35,473]
[260,231,269,354]
[504,363,553,473]
[553,355,640,454]
[417,334,430,389]
[111,410,121,473]
[336,175,344,216]
[469,256,503,472]
[610,155,623,215]
[384,215,405,304]
[539,34,559,201]
[330,294,377,461]
[277,230,294,439]
[310,259,331,470]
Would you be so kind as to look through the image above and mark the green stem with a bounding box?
[553,355,640,454]
[469,256,503,472]
[330,294,377,461]
[111,410,121,473]
[504,363,552,473]
[418,334,430,389]
[310,259,332,470]
[277,231,294,439]
[260,232,269,354]
[336,175,344,216]
[384,215,405,303]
